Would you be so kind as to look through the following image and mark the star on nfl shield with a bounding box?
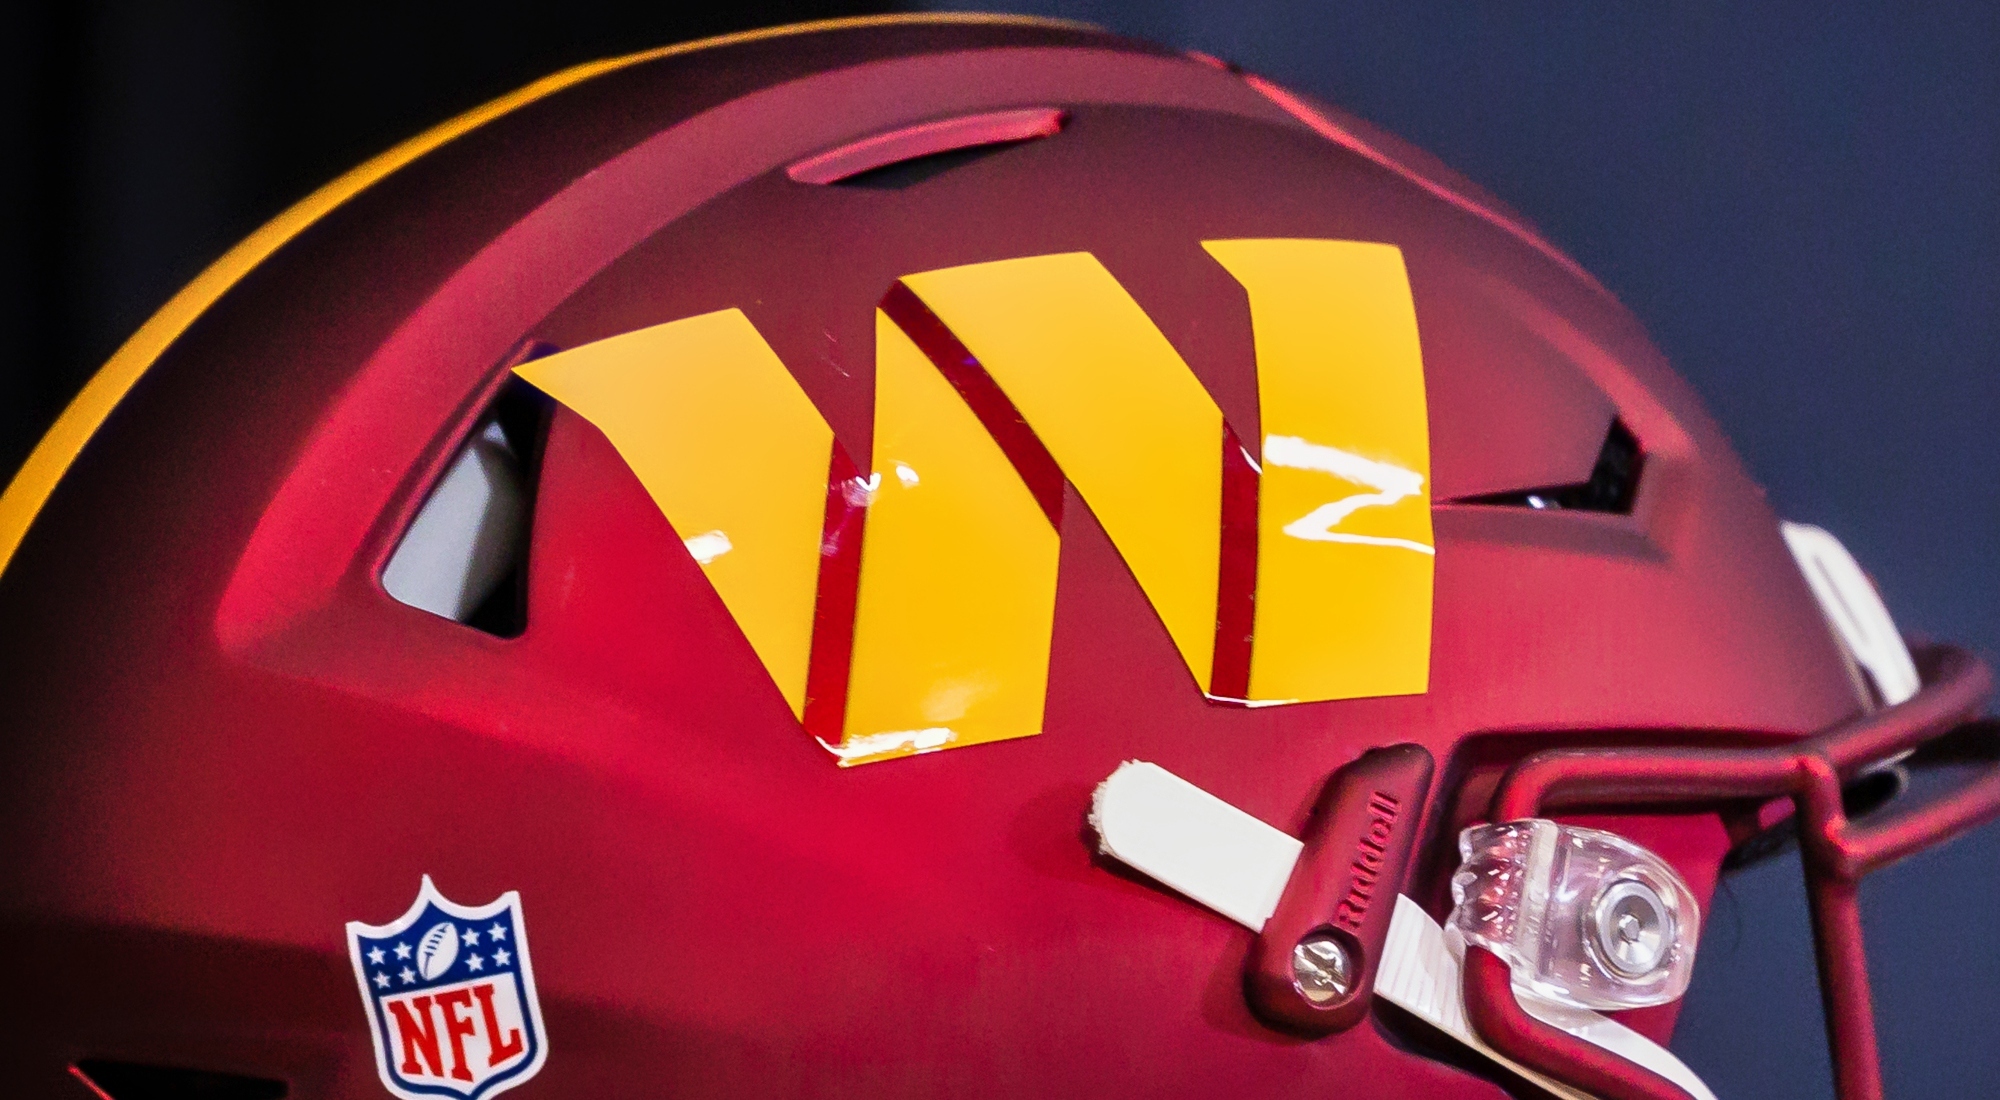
[346,877,547,1100]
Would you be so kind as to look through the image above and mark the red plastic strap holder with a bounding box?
[1245,744,1435,1034]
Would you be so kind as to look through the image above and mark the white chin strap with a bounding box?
[1377,894,1716,1100]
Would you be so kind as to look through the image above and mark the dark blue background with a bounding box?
[6,3,1995,1096]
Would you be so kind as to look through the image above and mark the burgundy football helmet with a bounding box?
[3,15,1993,1100]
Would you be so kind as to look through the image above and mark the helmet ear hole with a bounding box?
[381,376,550,636]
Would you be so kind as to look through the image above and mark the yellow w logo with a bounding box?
[515,240,1432,765]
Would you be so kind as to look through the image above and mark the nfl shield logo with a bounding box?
[346,877,548,1100]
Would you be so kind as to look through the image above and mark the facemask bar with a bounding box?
[1460,644,1998,1100]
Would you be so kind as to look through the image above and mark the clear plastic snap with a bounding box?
[1448,819,1699,1011]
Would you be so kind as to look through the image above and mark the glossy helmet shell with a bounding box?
[0,15,1861,1098]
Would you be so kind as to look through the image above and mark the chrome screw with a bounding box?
[1291,933,1354,1005]
[1591,878,1672,979]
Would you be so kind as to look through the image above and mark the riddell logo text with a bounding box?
[1333,791,1402,931]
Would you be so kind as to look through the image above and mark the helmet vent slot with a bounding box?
[381,373,551,636]
[1453,418,1643,514]
[787,108,1066,188]
[69,1060,286,1099]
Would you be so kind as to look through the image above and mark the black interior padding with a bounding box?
[1455,418,1644,514]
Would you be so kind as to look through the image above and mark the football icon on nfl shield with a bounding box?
[346,876,547,1100]
[417,921,460,980]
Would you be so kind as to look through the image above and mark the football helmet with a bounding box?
[2,15,1993,1100]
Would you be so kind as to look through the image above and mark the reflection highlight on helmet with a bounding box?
[1265,433,1434,556]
